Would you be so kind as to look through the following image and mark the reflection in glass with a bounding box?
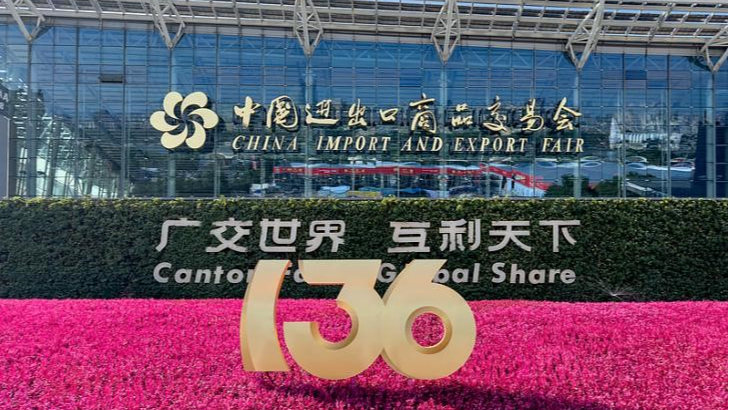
[0,20,724,198]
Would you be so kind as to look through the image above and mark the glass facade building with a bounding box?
[0,17,726,199]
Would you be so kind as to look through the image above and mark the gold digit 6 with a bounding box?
[381,259,476,379]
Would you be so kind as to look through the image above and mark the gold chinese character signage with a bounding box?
[150,91,585,154]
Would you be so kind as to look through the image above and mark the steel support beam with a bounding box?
[293,0,323,57]
[565,0,605,71]
[88,0,102,16]
[648,2,675,42]
[1,0,726,49]
[432,0,461,64]
[512,0,526,37]
[147,0,185,49]
[2,0,45,42]
[700,26,728,73]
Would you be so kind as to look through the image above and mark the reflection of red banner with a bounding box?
[272,164,551,191]
[483,165,550,191]
[275,166,306,175]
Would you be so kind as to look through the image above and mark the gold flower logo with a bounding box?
[150,91,219,150]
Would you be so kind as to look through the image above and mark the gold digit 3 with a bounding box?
[240,259,476,380]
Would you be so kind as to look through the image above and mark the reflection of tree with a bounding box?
[220,168,258,196]
[130,170,217,197]
[545,176,590,197]
[627,171,657,180]
[129,163,262,197]
[545,175,620,198]
[9,88,122,197]
[594,177,620,197]
[129,179,163,196]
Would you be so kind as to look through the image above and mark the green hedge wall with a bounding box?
[0,198,726,301]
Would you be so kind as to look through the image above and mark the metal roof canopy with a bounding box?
[0,0,726,71]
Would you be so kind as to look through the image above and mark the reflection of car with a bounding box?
[317,185,350,198]
[250,184,286,197]
[250,183,274,197]
[672,161,694,169]
[398,188,431,198]
[490,156,514,164]
[358,187,398,197]
[581,161,602,168]
[449,185,479,197]
[140,167,160,179]
[536,161,557,168]
[626,156,648,163]
[627,163,647,171]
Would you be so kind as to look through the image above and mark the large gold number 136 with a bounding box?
[240,260,476,380]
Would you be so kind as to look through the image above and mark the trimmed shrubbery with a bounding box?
[0,198,726,300]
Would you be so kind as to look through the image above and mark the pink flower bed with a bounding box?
[0,300,725,410]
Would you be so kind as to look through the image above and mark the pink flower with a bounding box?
[0,299,725,410]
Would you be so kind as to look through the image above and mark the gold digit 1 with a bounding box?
[283,260,385,380]
[240,260,291,372]
[381,259,476,380]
